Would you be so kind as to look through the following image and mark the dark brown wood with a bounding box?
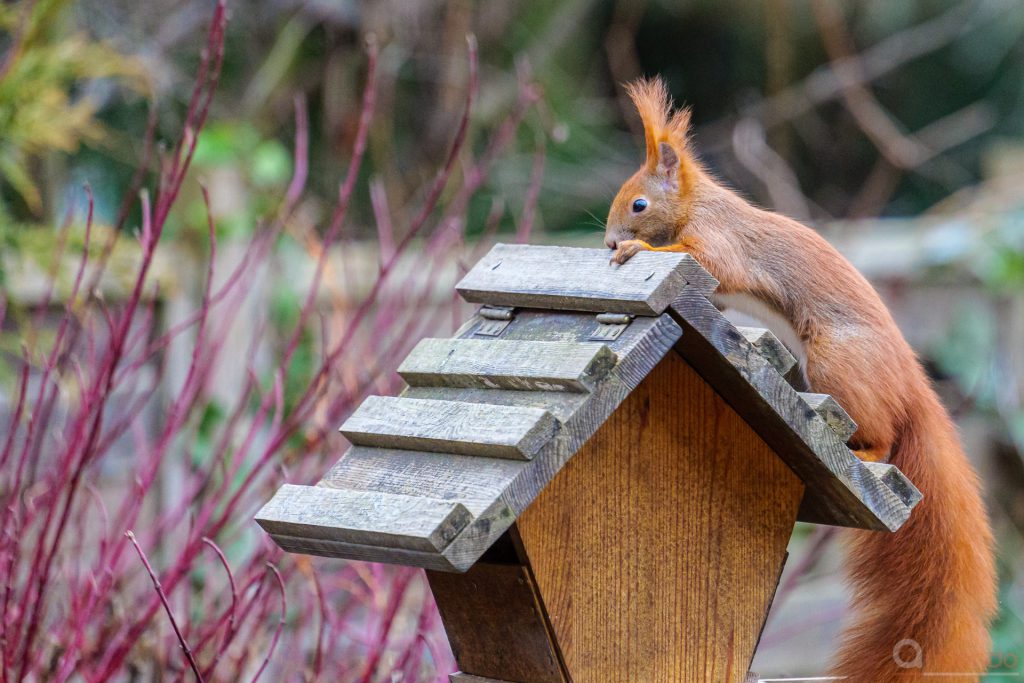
[428,561,568,683]
[515,352,804,682]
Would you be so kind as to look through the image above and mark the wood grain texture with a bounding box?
[398,338,617,392]
[737,326,798,379]
[862,461,923,508]
[254,484,470,552]
[429,562,568,683]
[321,446,526,517]
[670,287,918,531]
[281,313,682,571]
[456,243,718,315]
[516,353,803,683]
[450,674,517,683]
[340,395,558,460]
[799,392,858,442]
[264,532,464,571]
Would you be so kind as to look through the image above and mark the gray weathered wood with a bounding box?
[304,314,682,571]
[456,243,718,315]
[670,286,917,531]
[450,674,516,683]
[268,531,466,572]
[398,338,617,392]
[340,395,558,460]
[322,446,526,518]
[737,326,798,378]
[255,484,471,552]
[799,392,858,442]
[862,460,923,508]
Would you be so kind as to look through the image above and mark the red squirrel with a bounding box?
[606,78,997,681]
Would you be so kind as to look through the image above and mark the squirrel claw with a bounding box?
[611,240,646,265]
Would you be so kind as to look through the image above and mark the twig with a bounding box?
[700,0,1012,151]
[811,0,933,170]
[515,137,547,243]
[282,94,309,219]
[248,564,286,683]
[731,117,816,222]
[126,531,205,682]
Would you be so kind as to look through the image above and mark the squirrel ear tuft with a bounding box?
[668,107,692,148]
[624,77,671,170]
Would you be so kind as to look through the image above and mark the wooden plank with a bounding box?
[450,675,517,683]
[862,461,923,508]
[264,531,463,571]
[429,561,568,683]
[737,326,797,378]
[456,243,718,315]
[670,287,915,531]
[254,484,471,552]
[516,352,803,682]
[799,392,858,442]
[262,312,682,572]
[340,395,558,460]
[322,446,525,517]
[398,338,617,392]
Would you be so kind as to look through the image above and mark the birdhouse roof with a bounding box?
[256,244,920,572]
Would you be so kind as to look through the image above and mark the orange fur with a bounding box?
[608,77,997,681]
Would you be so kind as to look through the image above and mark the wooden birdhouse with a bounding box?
[256,244,920,682]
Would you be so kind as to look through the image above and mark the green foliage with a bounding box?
[0,0,147,218]
[177,121,293,241]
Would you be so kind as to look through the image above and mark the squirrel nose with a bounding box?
[605,236,617,249]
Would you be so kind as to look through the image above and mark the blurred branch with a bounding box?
[731,117,816,222]
[700,0,1013,152]
[605,0,647,126]
[811,0,934,170]
[848,101,997,217]
[0,0,36,82]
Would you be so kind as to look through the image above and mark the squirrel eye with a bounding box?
[631,198,648,213]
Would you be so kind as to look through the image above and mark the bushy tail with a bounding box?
[830,388,997,682]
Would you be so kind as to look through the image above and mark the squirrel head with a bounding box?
[605,77,698,250]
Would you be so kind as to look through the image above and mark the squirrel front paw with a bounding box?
[610,239,650,265]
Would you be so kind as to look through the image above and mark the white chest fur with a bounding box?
[713,292,809,382]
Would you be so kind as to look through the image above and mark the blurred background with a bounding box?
[2,0,1023,679]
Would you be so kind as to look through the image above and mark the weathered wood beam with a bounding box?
[456,243,718,315]
[398,338,617,393]
[862,461,923,508]
[799,392,858,442]
[430,561,568,683]
[670,286,918,531]
[737,326,798,378]
[340,396,558,460]
[255,484,471,552]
